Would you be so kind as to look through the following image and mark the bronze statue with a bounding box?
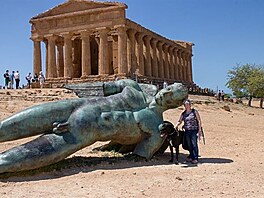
[0,79,187,173]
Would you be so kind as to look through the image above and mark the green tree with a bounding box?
[248,66,264,108]
[226,64,264,108]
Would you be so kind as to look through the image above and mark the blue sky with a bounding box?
[0,0,263,93]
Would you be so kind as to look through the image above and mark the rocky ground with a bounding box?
[0,88,263,198]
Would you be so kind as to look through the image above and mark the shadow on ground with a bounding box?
[180,156,233,168]
[199,157,233,164]
[0,152,233,182]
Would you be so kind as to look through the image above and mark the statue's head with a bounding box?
[155,83,188,109]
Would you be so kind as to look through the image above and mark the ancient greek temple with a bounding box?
[30,0,194,87]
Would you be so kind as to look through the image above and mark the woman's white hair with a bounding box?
[184,99,191,105]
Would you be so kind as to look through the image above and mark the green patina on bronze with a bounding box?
[0,79,187,174]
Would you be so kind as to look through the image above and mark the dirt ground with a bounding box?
[0,89,263,198]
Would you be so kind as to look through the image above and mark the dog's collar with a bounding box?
[168,130,176,136]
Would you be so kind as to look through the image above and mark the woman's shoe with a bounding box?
[191,160,198,164]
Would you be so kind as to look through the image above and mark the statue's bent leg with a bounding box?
[0,132,85,174]
[0,99,85,142]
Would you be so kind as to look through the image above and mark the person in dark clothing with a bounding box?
[25,72,32,88]
[221,90,225,101]
[32,73,38,82]
[218,90,221,101]
[3,70,10,89]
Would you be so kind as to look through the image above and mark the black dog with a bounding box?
[159,121,187,164]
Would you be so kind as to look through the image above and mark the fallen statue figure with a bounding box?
[0,79,187,173]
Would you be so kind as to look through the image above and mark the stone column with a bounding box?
[44,40,48,78]
[143,35,152,76]
[72,38,81,78]
[46,35,57,78]
[184,52,192,83]
[180,50,186,82]
[80,31,91,77]
[57,41,64,77]
[150,39,158,77]
[62,33,73,79]
[127,29,136,75]
[164,44,169,79]
[185,53,189,82]
[187,53,193,83]
[177,49,183,81]
[173,48,179,81]
[112,35,119,74]
[116,25,127,74]
[135,32,144,75]
[169,46,175,80]
[157,41,164,78]
[32,37,42,76]
[182,51,187,82]
[98,28,110,75]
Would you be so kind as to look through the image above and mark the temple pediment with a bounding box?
[31,0,127,20]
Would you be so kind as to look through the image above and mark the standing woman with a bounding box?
[38,71,45,88]
[175,99,203,164]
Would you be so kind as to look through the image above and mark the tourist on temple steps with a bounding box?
[25,72,32,88]
[38,71,45,88]
[10,71,15,89]
[3,70,10,89]
[175,99,203,164]
[14,71,20,89]
[163,81,168,88]
[32,73,39,82]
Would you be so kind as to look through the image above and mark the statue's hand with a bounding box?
[53,122,69,134]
